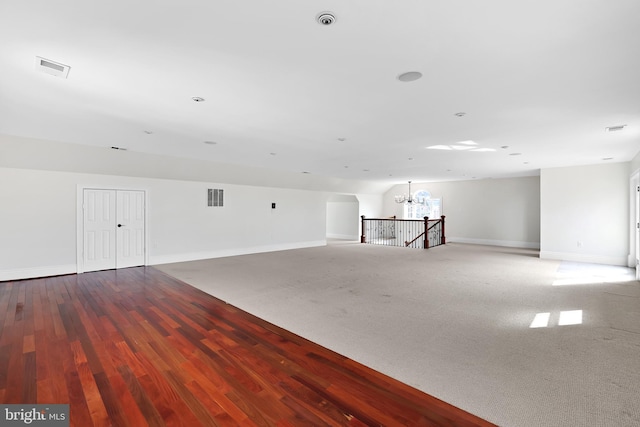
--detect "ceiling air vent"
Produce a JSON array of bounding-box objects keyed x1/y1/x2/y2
[{"x1": 35, "y1": 56, "x2": 70, "y2": 79}]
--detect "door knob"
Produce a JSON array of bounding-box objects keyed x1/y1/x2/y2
[{"x1": 117, "y1": 224, "x2": 123, "y2": 228}]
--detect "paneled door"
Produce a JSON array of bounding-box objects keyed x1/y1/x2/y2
[
  {"x1": 636, "y1": 185, "x2": 640, "y2": 280},
  {"x1": 83, "y1": 189, "x2": 145, "y2": 272}
]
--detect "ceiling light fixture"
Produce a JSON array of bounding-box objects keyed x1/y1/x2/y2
[
  {"x1": 203, "y1": 140, "x2": 217, "y2": 145},
  {"x1": 397, "y1": 71, "x2": 423, "y2": 82},
  {"x1": 316, "y1": 12, "x2": 336, "y2": 25},
  {"x1": 192, "y1": 97, "x2": 205, "y2": 102},
  {"x1": 605, "y1": 125, "x2": 626, "y2": 132},
  {"x1": 454, "y1": 112, "x2": 466, "y2": 117},
  {"x1": 395, "y1": 181, "x2": 425, "y2": 205}
]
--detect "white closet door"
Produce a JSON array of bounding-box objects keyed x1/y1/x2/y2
[
  {"x1": 116, "y1": 190, "x2": 145, "y2": 269},
  {"x1": 83, "y1": 189, "x2": 117, "y2": 272},
  {"x1": 82, "y1": 189, "x2": 145, "y2": 272}
]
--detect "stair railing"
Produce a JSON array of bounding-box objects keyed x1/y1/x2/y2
[{"x1": 361, "y1": 215, "x2": 445, "y2": 249}]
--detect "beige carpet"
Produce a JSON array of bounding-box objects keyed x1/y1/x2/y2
[{"x1": 156, "y1": 241, "x2": 640, "y2": 427}]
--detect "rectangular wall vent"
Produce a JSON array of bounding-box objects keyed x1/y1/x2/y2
[
  {"x1": 35, "y1": 56, "x2": 71, "y2": 79},
  {"x1": 208, "y1": 189, "x2": 224, "y2": 207}
]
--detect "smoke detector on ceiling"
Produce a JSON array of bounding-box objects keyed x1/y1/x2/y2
[
  {"x1": 35, "y1": 56, "x2": 70, "y2": 79},
  {"x1": 397, "y1": 71, "x2": 423, "y2": 82},
  {"x1": 316, "y1": 12, "x2": 336, "y2": 25}
]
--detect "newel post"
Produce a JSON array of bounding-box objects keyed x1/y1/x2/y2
[
  {"x1": 424, "y1": 216, "x2": 429, "y2": 249},
  {"x1": 440, "y1": 215, "x2": 446, "y2": 245},
  {"x1": 360, "y1": 215, "x2": 366, "y2": 243}
]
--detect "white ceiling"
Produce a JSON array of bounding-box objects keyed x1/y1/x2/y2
[{"x1": 1, "y1": 0, "x2": 639, "y2": 184}]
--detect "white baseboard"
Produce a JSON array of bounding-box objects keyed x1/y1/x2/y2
[
  {"x1": 540, "y1": 251, "x2": 628, "y2": 266},
  {"x1": 327, "y1": 234, "x2": 359, "y2": 240},
  {"x1": 448, "y1": 237, "x2": 540, "y2": 250},
  {"x1": 0, "y1": 264, "x2": 77, "y2": 282},
  {"x1": 149, "y1": 240, "x2": 327, "y2": 266},
  {"x1": 0, "y1": 241, "x2": 329, "y2": 281}
]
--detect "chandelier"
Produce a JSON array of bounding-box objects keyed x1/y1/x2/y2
[{"x1": 395, "y1": 180, "x2": 423, "y2": 204}]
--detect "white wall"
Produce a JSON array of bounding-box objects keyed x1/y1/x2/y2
[
  {"x1": 540, "y1": 162, "x2": 629, "y2": 265},
  {"x1": 326, "y1": 195, "x2": 359, "y2": 240},
  {"x1": 630, "y1": 150, "x2": 640, "y2": 174},
  {"x1": 0, "y1": 134, "x2": 389, "y2": 194},
  {"x1": 382, "y1": 176, "x2": 541, "y2": 248},
  {"x1": 0, "y1": 167, "x2": 329, "y2": 280}
]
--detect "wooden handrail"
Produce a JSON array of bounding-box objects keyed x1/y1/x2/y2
[{"x1": 405, "y1": 232, "x2": 425, "y2": 247}]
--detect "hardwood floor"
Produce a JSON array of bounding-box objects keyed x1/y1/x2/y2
[{"x1": 0, "y1": 267, "x2": 495, "y2": 426}]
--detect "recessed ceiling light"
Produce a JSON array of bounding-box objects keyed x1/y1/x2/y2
[
  {"x1": 110, "y1": 146, "x2": 127, "y2": 151},
  {"x1": 509, "y1": 152, "x2": 522, "y2": 156},
  {"x1": 203, "y1": 140, "x2": 217, "y2": 145},
  {"x1": 501, "y1": 145, "x2": 509, "y2": 149},
  {"x1": 408, "y1": 157, "x2": 413, "y2": 160},
  {"x1": 337, "y1": 137, "x2": 346, "y2": 142},
  {"x1": 143, "y1": 130, "x2": 153, "y2": 134},
  {"x1": 454, "y1": 112, "x2": 466, "y2": 117},
  {"x1": 192, "y1": 96, "x2": 205, "y2": 102},
  {"x1": 35, "y1": 56, "x2": 70, "y2": 79},
  {"x1": 602, "y1": 157, "x2": 613, "y2": 160},
  {"x1": 397, "y1": 71, "x2": 422, "y2": 82},
  {"x1": 363, "y1": 169, "x2": 370, "y2": 172},
  {"x1": 302, "y1": 171, "x2": 311, "y2": 174},
  {"x1": 316, "y1": 12, "x2": 336, "y2": 25},
  {"x1": 605, "y1": 125, "x2": 626, "y2": 132},
  {"x1": 344, "y1": 166, "x2": 349, "y2": 168},
  {"x1": 269, "y1": 152, "x2": 276, "y2": 155}
]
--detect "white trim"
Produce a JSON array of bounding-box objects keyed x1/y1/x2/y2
[
  {"x1": 149, "y1": 240, "x2": 327, "y2": 266},
  {"x1": 0, "y1": 264, "x2": 77, "y2": 281},
  {"x1": 540, "y1": 251, "x2": 627, "y2": 266},
  {"x1": 326, "y1": 233, "x2": 359, "y2": 240},
  {"x1": 629, "y1": 171, "x2": 639, "y2": 268},
  {"x1": 448, "y1": 236, "x2": 540, "y2": 249}
]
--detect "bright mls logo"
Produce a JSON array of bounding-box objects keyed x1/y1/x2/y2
[{"x1": 1, "y1": 405, "x2": 69, "y2": 426}]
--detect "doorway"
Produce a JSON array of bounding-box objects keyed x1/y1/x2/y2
[
  {"x1": 326, "y1": 194, "x2": 359, "y2": 240},
  {"x1": 81, "y1": 189, "x2": 146, "y2": 273}
]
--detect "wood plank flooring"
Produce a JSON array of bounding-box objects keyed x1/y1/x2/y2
[{"x1": 0, "y1": 267, "x2": 495, "y2": 426}]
